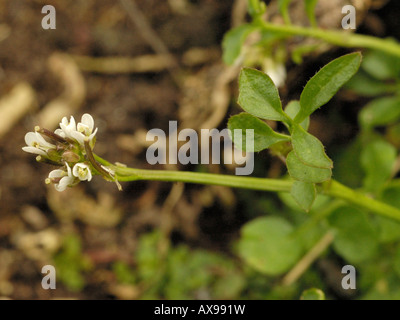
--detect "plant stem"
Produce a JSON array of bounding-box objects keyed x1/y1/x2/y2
[
  {"x1": 322, "y1": 180, "x2": 400, "y2": 222},
  {"x1": 256, "y1": 20, "x2": 400, "y2": 58},
  {"x1": 109, "y1": 163, "x2": 400, "y2": 222},
  {"x1": 114, "y1": 166, "x2": 293, "y2": 193}
]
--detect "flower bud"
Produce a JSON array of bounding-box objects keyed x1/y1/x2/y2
[{"x1": 62, "y1": 150, "x2": 80, "y2": 163}]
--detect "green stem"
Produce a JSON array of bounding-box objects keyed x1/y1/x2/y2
[
  {"x1": 257, "y1": 20, "x2": 400, "y2": 58},
  {"x1": 322, "y1": 180, "x2": 400, "y2": 222},
  {"x1": 108, "y1": 163, "x2": 400, "y2": 222},
  {"x1": 114, "y1": 166, "x2": 293, "y2": 193}
]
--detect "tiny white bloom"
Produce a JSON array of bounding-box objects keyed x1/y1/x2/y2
[
  {"x1": 70, "y1": 113, "x2": 98, "y2": 145},
  {"x1": 22, "y1": 131, "x2": 55, "y2": 156},
  {"x1": 262, "y1": 58, "x2": 286, "y2": 88},
  {"x1": 73, "y1": 163, "x2": 93, "y2": 181},
  {"x1": 47, "y1": 163, "x2": 75, "y2": 192},
  {"x1": 54, "y1": 128, "x2": 66, "y2": 138},
  {"x1": 59, "y1": 116, "x2": 77, "y2": 140}
]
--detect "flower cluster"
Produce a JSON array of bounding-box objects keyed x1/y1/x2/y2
[{"x1": 22, "y1": 113, "x2": 116, "y2": 191}]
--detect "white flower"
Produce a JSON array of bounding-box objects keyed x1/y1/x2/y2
[
  {"x1": 70, "y1": 113, "x2": 98, "y2": 145},
  {"x1": 22, "y1": 131, "x2": 55, "y2": 156},
  {"x1": 47, "y1": 163, "x2": 75, "y2": 192},
  {"x1": 59, "y1": 116, "x2": 77, "y2": 140},
  {"x1": 73, "y1": 163, "x2": 93, "y2": 181},
  {"x1": 262, "y1": 58, "x2": 286, "y2": 88},
  {"x1": 54, "y1": 128, "x2": 66, "y2": 138}
]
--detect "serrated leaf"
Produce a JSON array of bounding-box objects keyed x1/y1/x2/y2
[
  {"x1": 360, "y1": 140, "x2": 397, "y2": 193},
  {"x1": 359, "y1": 96, "x2": 400, "y2": 129},
  {"x1": 305, "y1": 0, "x2": 318, "y2": 27},
  {"x1": 291, "y1": 124, "x2": 333, "y2": 168},
  {"x1": 222, "y1": 24, "x2": 256, "y2": 65},
  {"x1": 300, "y1": 288, "x2": 325, "y2": 300},
  {"x1": 285, "y1": 101, "x2": 309, "y2": 130},
  {"x1": 238, "y1": 68, "x2": 287, "y2": 121},
  {"x1": 228, "y1": 113, "x2": 290, "y2": 152},
  {"x1": 296, "y1": 52, "x2": 362, "y2": 123},
  {"x1": 290, "y1": 181, "x2": 316, "y2": 212},
  {"x1": 328, "y1": 206, "x2": 378, "y2": 264},
  {"x1": 286, "y1": 151, "x2": 332, "y2": 183},
  {"x1": 237, "y1": 216, "x2": 303, "y2": 276}
]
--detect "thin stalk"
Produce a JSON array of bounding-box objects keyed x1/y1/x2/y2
[
  {"x1": 108, "y1": 164, "x2": 400, "y2": 222},
  {"x1": 322, "y1": 180, "x2": 400, "y2": 222},
  {"x1": 257, "y1": 20, "x2": 400, "y2": 58},
  {"x1": 114, "y1": 166, "x2": 293, "y2": 193}
]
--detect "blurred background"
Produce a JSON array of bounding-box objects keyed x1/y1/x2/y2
[{"x1": 0, "y1": 0, "x2": 399, "y2": 299}]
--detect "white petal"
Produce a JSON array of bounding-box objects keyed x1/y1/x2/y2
[
  {"x1": 24, "y1": 132, "x2": 37, "y2": 146},
  {"x1": 22, "y1": 146, "x2": 47, "y2": 156},
  {"x1": 55, "y1": 174, "x2": 75, "y2": 192},
  {"x1": 48, "y1": 169, "x2": 65, "y2": 179},
  {"x1": 81, "y1": 114, "x2": 94, "y2": 130},
  {"x1": 72, "y1": 163, "x2": 80, "y2": 177},
  {"x1": 86, "y1": 169, "x2": 93, "y2": 181},
  {"x1": 54, "y1": 129, "x2": 66, "y2": 138},
  {"x1": 68, "y1": 116, "x2": 76, "y2": 130},
  {"x1": 65, "y1": 163, "x2": 72, "y2": 177},
  {"x1": 70, "y1": 131, "x2": 85, "y2": 145},
  {"x1": 72, "y1": 163, "x2": 92, "y2": 181},
  {"x1": 35, "y1": 132, "x2": 55, "y2": 148}
]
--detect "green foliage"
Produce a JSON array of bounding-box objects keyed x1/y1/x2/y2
[
  {"x1": 360, "y1": 139, "x2": 397, "y2": 193},
  {"x1": 53, "y1": 234, "x2": 92, "y2": 292},
  {"x1": 304, "y1": 0, "x2": 318, "y2": 27},
  {"x1": 284, "y1": 100, "x2": 309, "y2": 131},
  {"x1": 359, "y1": 97, "x2": 400, "y2": 129},
  {"x1": 286, "y1": 151, "x2": 332, "y2": 183},
  {"x1": 228, "y1": 113, "x2": 290, "y2": 152},
  {"x1": 328, "y1": 207, "x2": 379, "y2": 264},
  {"x1": 222, "y1": 24, "x2": 257, "y2": 65},
  {"x1": 278, "y1": 0, "x2": 293, "y2": 24},
  {"x1": 296, "y1": 53, "x2": 362, "y2": 123},
  {"x1": 346, "y1": 70, "x2": 396, "y2": 97},
  {"x1": 362, "y1": 50, "x2": 400, "y2": 80},
  {"x1": 300, "y1": 288, "x2": 325, "y2": 300},
  {"x1": 290, "y1": 181, "x2": 316, "y2": 212},
  {"x1": 238, "y1": 68, "x2": 287, "y2": 121},
  {"x1": 230, "y1": 53, "x2": 361, "y2": 210},
  {"x1": 291, "y1": 124, "x2": 332, "y2": 169},
  {"x1": 247, "y1": 0, "x2": 266, "y2": 18},
  {"x1": 237, "y1": 216, "x2": 303, "y2": 275}
]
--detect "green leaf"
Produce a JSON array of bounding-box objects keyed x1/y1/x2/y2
[
  {"x1": 328, "y1": 206, "x2": 378, "y2": 264},
  {"x1": 285, "y1": 100, "x2": 309, "y2": 130},
  {"x1": 300, "y1": 288, "x2": 325, "y2": 300},
  {"x1": 237, "y1": 216, "x2": 303, "y2": 276},
  {"x1": 290, "y1": 181, "x2": 316, "y2": 212},
  {"x1": 345, "y1": 70, "x2": 395, "y2": 97},
  {"x1": 238, "y1": 68, "x2": 287, "y2": 121},
  {"x1": 305, "y1": 0, "x2": 318, "y2": 27},
  {"x1": 228, "y1": 113, "x2": 290, "y2": 152},
  {"x1": 278, "y1": 0, "x2": 293, "y2": 24},
  {"x1": 362, "y1": 50, "x2": 400, "y2": 80},
  {"x1": 291, "y1": 124, "x2": 333, "y2": 168},
  {"x1": 360, "y1": 140, "x2": 397, "y2": 193},
  {"x1": 359, "y1": 97, "x2": 400, "y2": 129},
  {"x1": 248, "y1": 0, "x2": 266, "y2": 17},
  {"x1": 286, "y1": 151, "x2": 332, "y2": 183},
  {"x1": 222, "y1": 24, "x2": 257, "y2": 65},
  {"x1": 296, "y1": 52, "x2": 362, "y2": 123}
]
